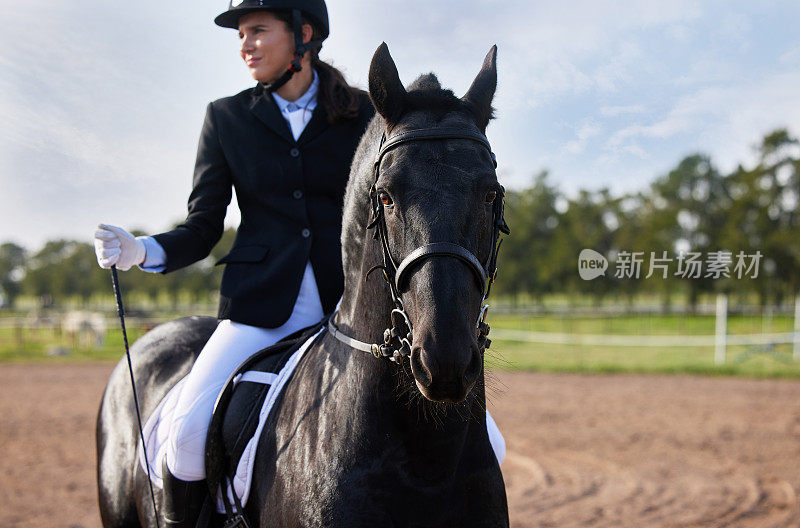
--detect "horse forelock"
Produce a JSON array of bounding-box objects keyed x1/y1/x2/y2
[
  {"x1": 405, "y1": 74, "x2": 466, "y2": 121},
  {"x1": 406, "y1": 73, "x2": 497, "y2": 132},
  {"x1": 407, "y1": 73, "x2": 441, "y2": 91}
]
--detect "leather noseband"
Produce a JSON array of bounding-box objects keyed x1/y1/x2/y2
[{"x1": 395, "y1": 242, "x2": 488, "y2": 293}]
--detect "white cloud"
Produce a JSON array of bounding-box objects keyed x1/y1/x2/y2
[
  {"x1": 665, "y1": 23, "x2": 693, "y2": 43},
  {"x1": 779, "y1": 45, "x2": 800, "y2": 65},
  {"x1": 591, "y1": 41, "x2": 644, "y2": 93},
  {"x1": 600, "y1": 104, "x2": 646, "y2": 117},
  {"x1": 604, "y1": 71, "x2": 800, "y2": 173},
  {"x1": 563, "y1": 120, "x2": 602, "y2": 154},
  {"x1": 329, "y1": 0, "x2": 706, "y2": 109},
  {"x1": 715, "y1": 12, "x2": 752, "y2": 50}
]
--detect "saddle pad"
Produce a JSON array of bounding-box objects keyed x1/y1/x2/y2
[{"x1": 138, "y1": 327, "x2": 323, "y2": 512}]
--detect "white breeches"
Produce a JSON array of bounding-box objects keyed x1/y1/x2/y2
[
  {"x1": 486, "y1": 408, "x2": 506, "y2": 466},
  {"x1": 165, "y1": 265, "x2": 506, "y2": 481},
  {"x1": 165, "y1": 262, "x2": 326, "y2": 481}
]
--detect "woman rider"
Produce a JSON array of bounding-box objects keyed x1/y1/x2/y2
[
  {"x1": 94, "y1": 1, "x2": 504, "y2": 525},
  {"x1": 95, "y1": 1, "x2": 374, "y2": 525}
]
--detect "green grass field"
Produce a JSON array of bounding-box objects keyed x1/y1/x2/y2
[
  {"x1": 489, "y1": 312, "x2": 794, "y2": 335},
  {"x1": 0, "y1": 325, "x2": 148, "y2": 363},
  {"x1": 485, "y1": 340, "x2": 800, "y2": 378},
  {"x1": 1, "y1": 311, "x2": 798, "y2": 378},
  {"x1": 485, "y1": 312, "x2": 800, "y2": 378}
]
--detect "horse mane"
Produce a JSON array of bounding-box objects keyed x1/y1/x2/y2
[
  {"x1": 340, "y1": 73, "x2": 479, "y2": 279},
  {"x1": 340, "y1": 113, "x2": 382, "y2": 281}
]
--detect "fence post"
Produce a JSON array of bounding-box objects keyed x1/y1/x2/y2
[
  {"x1": 794, "y1": 296, "x2": 800, "y2": 362},
  {"x1": 715, "y1": 294, "x2": 727, "y2": 365},
  {"x1": 14, "y1": 318, "x2": 24, "y2": 350}
]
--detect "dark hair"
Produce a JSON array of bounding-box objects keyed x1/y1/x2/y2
[{"x1": 272, "y1": 10, "x2": 363, "y2": 123}]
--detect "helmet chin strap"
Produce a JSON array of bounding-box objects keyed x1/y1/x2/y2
[{"x1": 257, "y1": 8, "x2": 323, "y2": 94}]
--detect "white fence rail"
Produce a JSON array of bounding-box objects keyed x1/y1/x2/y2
[
  {"x1": 492, "y1": 294, "x2": 800, "y2": 365},
  {"x1": 3, "y1": 296, "x2": 799, "y2": 365},
  {"x1": 490, "y1": 329, "x2": 796, "y2": 348}
]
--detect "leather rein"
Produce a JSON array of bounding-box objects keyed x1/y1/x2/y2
[{"x1": 329, "y1": 126, "x2": 510, "y2": 363}]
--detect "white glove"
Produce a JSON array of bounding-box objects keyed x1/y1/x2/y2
[{"x1": 94, "y1": 224, "x2": 147, "y2": 271}]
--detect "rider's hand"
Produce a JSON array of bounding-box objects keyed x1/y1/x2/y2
[{"x1": 94, "y1": 224, "x2": 146, "y2": 271}]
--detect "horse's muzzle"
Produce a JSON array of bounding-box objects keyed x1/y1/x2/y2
[{"x1": 410, "y1": 336, "x2": 481, "y2": 403}]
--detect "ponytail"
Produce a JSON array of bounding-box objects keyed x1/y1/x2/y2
[{"x1": 311, "y1": 53, "x2": 363, "y2": 123}]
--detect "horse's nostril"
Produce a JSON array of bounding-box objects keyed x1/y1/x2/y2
[{"x1": 410, "y1": 347, "x2": 433, "y2": 388}]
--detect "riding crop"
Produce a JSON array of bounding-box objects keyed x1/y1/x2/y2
[{"x1": 110, "y1": 265, "x2": 161, "y2": 528}]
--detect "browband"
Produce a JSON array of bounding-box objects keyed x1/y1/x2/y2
[{"x1": 375, "y1": 128, "x2": 497, "y2": 170}]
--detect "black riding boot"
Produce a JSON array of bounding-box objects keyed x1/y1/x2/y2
[{"x1": 162, "y1": 459, "x2": 208, "y2": 528}]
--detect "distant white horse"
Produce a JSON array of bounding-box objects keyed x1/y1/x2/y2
[{"x1": 62, "y1": 311, "x2": 107, "y2": 347}]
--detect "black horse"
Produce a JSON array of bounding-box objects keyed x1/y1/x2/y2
[{"x1": 97, "y1": 43, "x2": 509, "y2": 528}]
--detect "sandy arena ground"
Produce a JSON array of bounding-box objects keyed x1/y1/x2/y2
[{"x1": 1, "y1": 363, "x2": 799, "y2": 527}]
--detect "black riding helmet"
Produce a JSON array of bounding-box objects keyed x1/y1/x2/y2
[{"x1": 216, "y1": 0, "x2": 329, "y2": 92}]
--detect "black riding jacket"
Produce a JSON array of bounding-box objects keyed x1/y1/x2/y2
[{"x1": 153, "y1": 84, "x2": 374, "y2": 328}]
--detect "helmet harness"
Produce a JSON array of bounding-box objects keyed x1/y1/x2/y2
[{"x1": 257, "y1": 9, "x2": 324, "y2": 94}]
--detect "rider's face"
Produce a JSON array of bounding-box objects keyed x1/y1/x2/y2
[{"x1": 238, "y1": 12, "x2": 295, "y2": 83}]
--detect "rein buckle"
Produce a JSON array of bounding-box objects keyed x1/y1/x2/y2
[
  {"x1": 223, "y1": 513, "x2": 251, "y2": 528},
  {"x1": 370, "y1": 343, "x2": 381, "y2": 358},
  {"x1": 477, "y1": 304, "x2": 492, "y2": 349}
]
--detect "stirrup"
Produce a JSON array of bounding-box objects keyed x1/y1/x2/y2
[{"x1": 220, "y1": 474, "x2": 252, "y2": 528}]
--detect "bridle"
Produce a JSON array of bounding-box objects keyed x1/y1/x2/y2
[{"x1": 328, "y1": 126, "x2": 510, "y2": 363}]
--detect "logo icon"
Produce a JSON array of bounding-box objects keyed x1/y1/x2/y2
[{"x1": 578, "y1": 249, "x2": 608, "y2": 280}]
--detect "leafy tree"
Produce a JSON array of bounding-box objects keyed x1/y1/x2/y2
[
  {"x1": 642, "y1": 154, "x2": 730, "y2": 310},
  {"x1": 553, "y1": 188, "x2": 623, "y2": 304},
  {"x1": 494, "y1": 171, "x2": 561, "y2": 303},
  {"x1": 721, "y1": 129, "x2": 800, "y2": 305},
  {"x1": 0, "y1": 243, "x2": 26, "y2": 308}
]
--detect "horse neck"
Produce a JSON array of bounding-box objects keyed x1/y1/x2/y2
[
  {"x1": 332, "y1": 239, "x2": 488, "y2": 476},
  {"x1": 335, "y1": 237, "x2": 394, "y2": 347}
]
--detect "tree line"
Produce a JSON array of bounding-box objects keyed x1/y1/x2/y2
[
  {"x1": 494, "y1": 128, "x2": 800, "y2": 309},
  {"x1": 0, "y1": 229, "x2": 236, "y2": 310},
  {"x1": 1, "y1": 128, "x2": 797, "y2": 311}
]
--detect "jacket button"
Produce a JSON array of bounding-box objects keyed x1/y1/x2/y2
[
  {"x1": 290, "y1": 148, "x2": 300, "y2": 158},
  {"x1": 301, "y1": 228, "x2": 311, "y2": 238},
  {"x1": 292, "y1": 189, "x2": 303, "y2": 199}
]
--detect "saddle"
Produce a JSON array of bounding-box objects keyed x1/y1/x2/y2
[{"x1": 198, "y1": 317, "x2": 328, "y2": 527}]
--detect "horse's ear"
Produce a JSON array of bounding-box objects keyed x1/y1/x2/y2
[
  {"x1": 462, "y1": 45, "x2": 497, "y2": 132},
  {"x1": 368, "y1": 42, "x2": 407, "y2": 127}
]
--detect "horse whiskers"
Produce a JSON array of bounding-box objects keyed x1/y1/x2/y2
[
  {"x1": 390, "y1": 363, "x2": 486, "y2": 428},
  {"x1": 483, "y1": 369, "x2": 506, "y2": 403},
  {"x1": 484, "y1": 347, "x2": 512, "y2": 369}
]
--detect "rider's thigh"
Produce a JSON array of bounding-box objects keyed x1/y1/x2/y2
[{"x1": 165, "y1": 262, "x2": 326, "y2": 480}]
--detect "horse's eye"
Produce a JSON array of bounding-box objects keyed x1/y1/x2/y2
[
  {"x1": 379, "y1": 191, "x2": 393, "y2": 207},
  {"x1": 485, "y1": 190, "x2": 497, "y2": 204}
]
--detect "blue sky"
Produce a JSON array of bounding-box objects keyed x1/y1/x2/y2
[{"x1": 2, "y1": 0, "x2": 799, "y2": 249}]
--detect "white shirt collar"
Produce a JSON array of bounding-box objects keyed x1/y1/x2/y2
[{"x1": 272, "y1": 68, "x2": 319, "y2": 113}]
